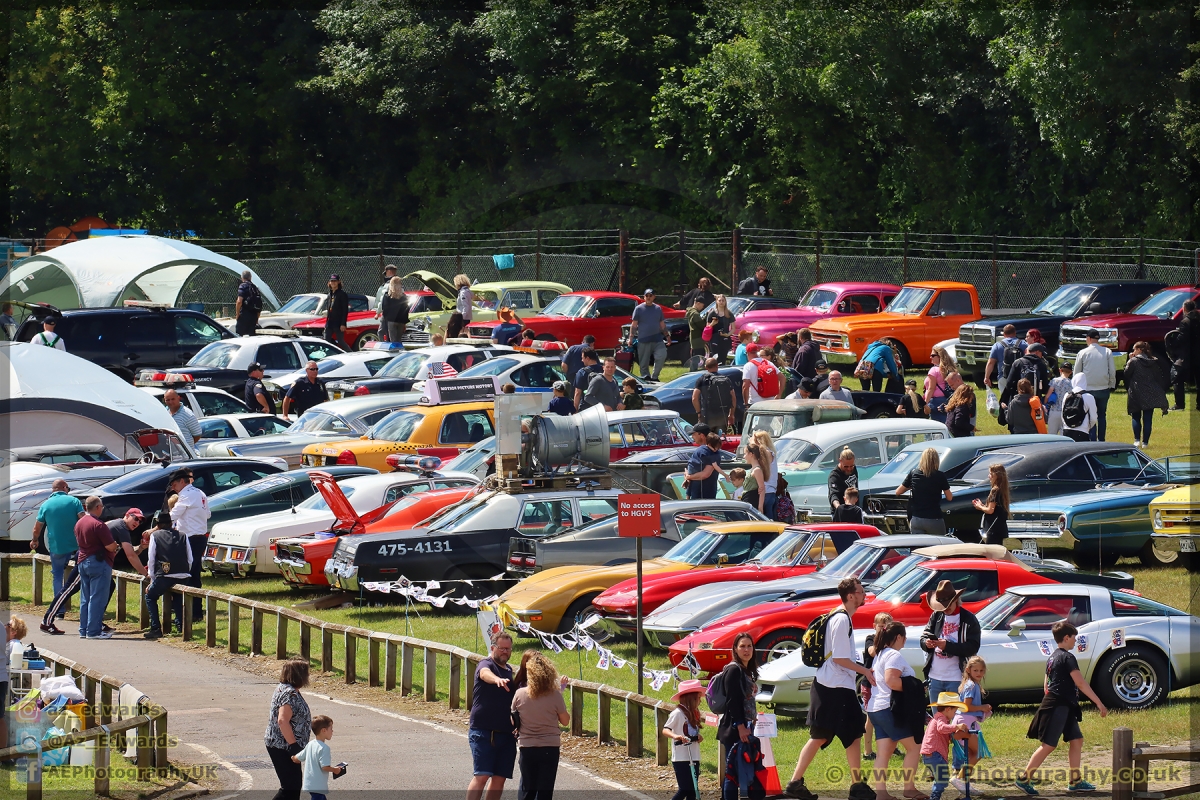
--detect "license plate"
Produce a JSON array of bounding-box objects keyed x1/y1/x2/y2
[
  {"x1": 962, "y1": 352, "x2": 975, "y2": 365},
  {"x1": 1182, "y1": 539, "x2": 1197, "y2": 553},
  {"x1": 1022, "y1": 539, "x2": 1038, "y2": 551},
  {"x1": 332, "y1": 391, "x2": 343, "y2": 400}
]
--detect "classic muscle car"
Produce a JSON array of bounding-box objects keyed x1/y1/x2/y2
[
  {"x1": 205, "y1": 466, "x2": 376, "y2": 532},
  {"x1": 399, "y1": 271, "x2": 571, "y2": 344},
  {"x1": 216, "y1": 291, "x2": 373, "y2": 332},
  {"x1": 326, "y1": 345, "x2": 512, "y2": 398},
  {"x1": 756, "y1": 584, "x2": 1199, "y2": 713},
  {"x1": 733, "y1": 282, "x2": 902, "y2": 348},
  {"x1": 1149, "y1": 484, "x2": 1200, "y2": 570}
]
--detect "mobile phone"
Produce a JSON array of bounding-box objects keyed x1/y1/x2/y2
[{"x1": 333, "y1": 762, "x2": 348, "y2": 779}]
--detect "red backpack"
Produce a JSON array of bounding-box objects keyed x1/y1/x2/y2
[{"x1": 751, "y1": 358, "x2": 779, "y2": 398}]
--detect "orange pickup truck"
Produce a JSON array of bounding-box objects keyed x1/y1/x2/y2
[{"x1": 808, "y1": 281, "x2": 981, "y2": 369}]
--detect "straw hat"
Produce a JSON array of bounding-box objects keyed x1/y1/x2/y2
[
  {"x1": 928, "y1": 579, "x2": 966, "y2": 612},
  {"x1": 671, "y1": 679, "x2": 704, "y2": 702},
  {"x1": 927, "y1": 691, "x2": 968, "y2": 712}
]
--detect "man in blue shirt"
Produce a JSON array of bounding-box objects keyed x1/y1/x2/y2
[
  {"x1": 630, "y1": 289, "x2": 667, "y2": 381},
  {"x1": 31, "y1": 479, "x2": 84, "y2": 612},
  {"x1": 684, "y1": 430, "x2": 724, "y2": 500},
  {"x1": 572, "y1": 348, "x2": 602, "y2": 410},
  {"x1": 984, "y1": 324, "x2": 1026, "y2": 391},
  {"x1": 561, "y1": 335, "x2": 596, "y2": 385}
]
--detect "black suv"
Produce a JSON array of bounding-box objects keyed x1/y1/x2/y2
[{"x1": 15, "y1": 303, "x2": 233, "y2": 381}]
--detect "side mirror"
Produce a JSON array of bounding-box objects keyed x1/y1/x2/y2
[
  {"x1": 589, "y1": 308, "x2": 601, "y2": 318},
  {"x1": 716, "y1": 553, "x2": 729, "y2": 567},
  {"x1": 1008, "y1": 619, "x2": 1027, "y2": 637},
  {"x1": 1086, "y1": 302, "x2": 1101, "y2": 314}
]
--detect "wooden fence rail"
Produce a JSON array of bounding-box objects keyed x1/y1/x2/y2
[
  {"x1": 2, "y1": 554, "x2": 672, "y2": 763},
  {"x1": 1113, "y1": 728, "x2": 1199, "y2": 800},
  {"x1": 0, "y1": 644, "x2": 169, "y2": 800}
]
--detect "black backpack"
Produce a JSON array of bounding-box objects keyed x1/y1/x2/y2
[
  {"x1": 1002, "y1": 340, "x2": 1023, "y2": 378},
  {"x1": 1062, "y1": 390, "x2": 1088, "y2": 428},
  {"x1": 698, "y1": 372, "x2": 733, "y2": 422},
  {"x1": 800, "y1": 608, "x2": 847, "y2": 668},
  {"x1": 1014, "y1": 357, "x2": 1042, "y2": 394},
  {"x1": 243, "y1": 281, "x2": 263, "y2": 313}
]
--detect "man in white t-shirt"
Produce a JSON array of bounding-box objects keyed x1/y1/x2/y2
[
  {"x1": 919, "y1": 580, "x2": 981, "y2": 703},
  {"x1": 33, "y1": 317, "x2": 66, "y2": 350},
  {"x1": 741, "y1": 343, "x2": 773, "y2": 404},
  {"x1": 785, "y1": 577, "x2": 877, "y2": 800}
]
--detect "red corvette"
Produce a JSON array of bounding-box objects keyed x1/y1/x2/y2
[
  {"x1": 591, "y1": 524, "x2": 880, "y2": 631},
  {"x1": 273, "y1": 480, "x2": 474, "y2": 588},
  {"x1": 293, "y1": 291, "x2": 441, "y2": 350},
  {"x1": 669, "y1": 556, "x2": 1067, "y2": 672},
  {"x1": 462, "y1": 291, "x2": 685, "y2": 350}
]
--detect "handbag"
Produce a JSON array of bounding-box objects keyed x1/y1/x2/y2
[
  {"x1": 702, "y1": 322, "x2": 715, "y2": 342},
  {"x1": 854, "y1": 359, "x2": 875, "y2": 380}
]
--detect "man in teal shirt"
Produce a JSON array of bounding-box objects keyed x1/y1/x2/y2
[{"x1": 32, "y1": 479, "x2": 84, "y2": 610}]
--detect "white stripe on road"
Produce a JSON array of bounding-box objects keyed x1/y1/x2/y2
[
  {"x1": 309, "y1": 692, "x2": 653, "y2": 799},
  {"x1": 182, "y1": 741, "x2": 253, "y2": 799}
]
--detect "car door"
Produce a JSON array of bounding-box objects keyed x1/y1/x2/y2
[
  {"x1": 502, "y1": 289, "x2": 535, "y2": 312},
  {"x1": 256, "y1": 341, "x2": 303, "y2": 379},
  {"x1": 174, "y1": 314, "x2": 227, "y2": 364},
  {"x1": 989, "y1": 593, "x2": 1094, "y2": 690},
  {"x1": 592, "y1": 297, "x2": 638, "y2": 345},
  {"x1": 125, "y1": 313, "x2": 175, "y2": 370},
  {"x1": 921, "y1": 289, "x2": 975, "y2": 354},
  {"x1": 189, "y1": 391, "x2": 251, "y2": 416},
  {"x1": 844, "y1": 294, "x2": 883, "y2": 315},
  {"x1": 299, "y1": 340, "x2": 342, "y2": 362}
]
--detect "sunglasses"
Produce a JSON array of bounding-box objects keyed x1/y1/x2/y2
[{"x1": 306, "y1": 367, "x2": 319, "y2": 372}]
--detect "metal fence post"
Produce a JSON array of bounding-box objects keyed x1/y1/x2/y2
[
  {"x1": 1137, "y1": 236, "x2": 1146, "y2": 279},
  {"x1": 618, "y1": 230, "x2": 628, "y2": 294},
  {"x1": 991, "y1": 235, "x2": 999, "y2": 309},
  {"x1": 815, "y1": 228, "x2": 822, "y2": 284},
  {"x1": 731, "y1": 226, "x2": 741, "y2": 289},
  {"x1": 677, "y1": 230, "x2": 687, "y2": 289},
  {"x1": 1061, "y1": 236, "x2": 1068, "y2": 285},
  {"x1": 306, "y1": 233, "x2": 314, "y2": 294},
  {"x1": 902, "y1": 230, "x2": 909, "y2": 284},
  {"x1": 456, "y1": 232, "x2": 462, "y2": 273},
  {"x1": 536, "y1": 229, "x2": 542, "y2": 281},
  {"x1": 380, "y1": 232, "x2": 386, "y2": 274}
]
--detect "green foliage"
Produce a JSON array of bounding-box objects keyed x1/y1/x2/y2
[{"x1": 8, "y1": 2, "x2": 1197, "y2": 238}]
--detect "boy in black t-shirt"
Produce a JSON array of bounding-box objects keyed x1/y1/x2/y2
[
  {"x1": 832, "y1": 487, "x2": 865, "y2": 524},
  {"x1": 1015, "y1": 621, "x2": 1108, "y2": 795}
]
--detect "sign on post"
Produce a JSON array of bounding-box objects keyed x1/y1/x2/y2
[{"x1": 617, "y1": 494, "x2": 661, "y2": 538}]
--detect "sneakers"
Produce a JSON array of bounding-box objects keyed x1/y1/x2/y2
[
  {"x1": 951, "y1": 777, "x2": 967, "y2": 793},
  {"x1": 39, "y1": 623, "x2": 64, "y2": 636},
  {"x1": 102, "y1": 623, "x2": 114, "y2": 633},
  {"x1": 863, "y1": 752, "x2": 876, "y2": 761},
  {"x1": 1015, "y1": 777, "x2": 1039, "y2": 796},
  {"x1": 143, "y1": 628, "x2": 163, "y2": 640},
  {"x1": 848, "y1": 781, "x2": 875, "y2": 800},
  {"x1": 1068, "y1": 780, "x2": 1097, "y2": 792},
  {"x1": 784, "y1": 779, "x2": 818, "y2": 800},
  {"x1": 88, "y1": 630, "x2": 114, "y2": 640}
]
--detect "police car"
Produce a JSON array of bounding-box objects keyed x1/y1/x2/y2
[
  {"x1": 157, "y1": 331, "x2": 345, "y2": 395},
  {"x1": 137, "y1": 376, "x2": 252, "y2": 417}
]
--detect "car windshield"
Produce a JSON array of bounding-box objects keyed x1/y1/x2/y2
[
  {"x1": 433, "y1": 494, "x2": 504, "y2": 531},
  {"x1": 277, "y1": 295, "x2": 320, "y2": 315},
  {"x1": 960, "y1": 453, "x2": 1025, "y2": 483},
  {"x1": 884, "y1": 287, "x2": 934, "y2": 315},
  {"x1": 459, "y1": 357, "x2": 519, "y2": 377},
  {"x1": 870, "y1": 553, "x2": 929, "y2": 590},
  {"x1": 473, "y1": 290, "x2": 500, "y2": 310},
  {"x1": 817, "y1": 542, "x2": 883, "y2": 579},
  {"x1": 746, "y1": 412, "x2": 814, "y2": 441},
  {"x1": 381, "y1": 493, "x2": 429, "y2": 519},
  {"x1": 446, "y1": 437, "x2": 496, "y2": 474},
  {"x1": 664, "y1": 530, "x2": 723, "y2": 565},
  {"x1": 798, "y1": 289, "x2": 838, "y2": 311},
  {"x1": 975, "y1": 592, "x2": 1025, "y2": 631},
  {"x1": 190, "y1": 342, "x2": 242, "y2": 368},
  {"x1": 540, "y1": 295, "x2": 590, "y2": 317},
  {"x1": 700, "y1": 297, "x2": 753, "y2": 317},
  {"x1": 774, "y1": 439, "x2": 823, "y2": 470},
  {"x1": 298, "y1": 484, "x2": 356, "y2": 512},
  {"x1": 314, "y1": 359, "x2": 344, "y2": 375},
  {"x1": 290, "y1": 411, "x2": 350, "y2": 434},
  {"x1": 210, "y1": 473, "x2": 300, "y2": 505},
  {"x1": 98, "y1": 466, "x2": 167, "y2": 493},
  {"x1": 876, "y1": 447, "x2": 951, "y2": 476},
  {"x1": 242, "y1": 416, "x2": 292, "y2": 436},
  {"x1": 1132, "y1": 289, "x2": 1192, "y2": 319},
  {"x1": 752, "y1": 530, "x2": 819, "y2": 565},
  {"x1": 378, "y1": 352, "x2": 429, "y2": 379},
  {"x1": 1031, "y1": 284, "x2": 1093, "y2": 316},
  {"x1": 369, "y1": 411, "x2": 423, "y2": 442},
  {"x1": 874, "y1": 565, "x2": 933, "y2": 603},
  {"x1": 655, "y1": 372, "x2": 705, "y2": 392}
]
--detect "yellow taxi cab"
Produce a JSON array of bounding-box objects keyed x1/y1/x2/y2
[{"x1": 300, "y1": 400, "x2": 494, "y2": 470}]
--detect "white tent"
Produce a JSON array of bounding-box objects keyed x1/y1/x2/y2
[
  {"x1": 0, "y1": 235, "x2": 279, "y2": 310},
  {"x1": 0, "y1": 341, "x2": 190, "y2": 454}
]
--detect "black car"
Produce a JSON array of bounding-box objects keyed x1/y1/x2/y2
[
  {"x1": 205, "y1": 465, "x2": 376, "y2": 532},
  {"x1": 867, "y1": 442, "x2": 1164, "y2": 537},
  {"x1": 956, "y1": 282, "x2": 1165, "y2": 383},
  {"x1": 14, "y1": 303, "x2": 233, "y2": 381},
  {"x1": 75, "y1": 458, "x2": 285, "y2": 533}
]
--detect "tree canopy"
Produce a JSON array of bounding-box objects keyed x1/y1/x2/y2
[{"x1": 9, "y1": 2, "x2": 1197, "y2": 239}]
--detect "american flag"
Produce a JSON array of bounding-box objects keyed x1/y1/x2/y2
[{"x1": 427, "y1": 361, "x2": 458, "y2": 378}]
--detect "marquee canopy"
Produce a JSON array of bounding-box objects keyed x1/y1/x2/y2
[{"x1": 0, "y1": 235, "x2": 279, "y2": 310}]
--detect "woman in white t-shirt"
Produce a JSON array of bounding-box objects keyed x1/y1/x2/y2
[
  {"x1": 662, "y1": 679, "x2": 704, "y2": 800},
  {"x1": 866, "y1": 621, "x2": 923, "y2": 800}
]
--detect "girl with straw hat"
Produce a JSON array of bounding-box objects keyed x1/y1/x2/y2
[{"x1": 663, "y1": 679, "x2": 705, "y2": 800}]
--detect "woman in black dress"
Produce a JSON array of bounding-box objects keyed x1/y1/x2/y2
[{"x1": 971, "y1": 463, "x2": 1011, "y2": 545}]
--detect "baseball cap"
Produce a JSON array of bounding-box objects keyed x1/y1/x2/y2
[
  {"x1": 815, "y1": 359, "x2": 828, "y2": 369},
  {"x1": 126, "y1": 508, "x2": 144, "y2": 520},
  {"x1": 904, "y1": 378, "x2": 917, "y2": 387},
  {"x1": 329, "y1": 274, "x2": 341, "y2": 282},
  {"x1": 692, "y1": 423, "x2": 712, "y2": 435},
  {"x1": 248, "y1": 362, "x2": 265, "y2": 373},
  {"x1": 383, "y1": 264, "x2": 397, "y2": 274},
  {"x1": 644, "y1": 288, "x2": 655, "y2": 295},
  {"x1": 1028, "y1": 343, "x2": 1046, "y2": 354},
  {"x1": 552, "y1": 380, "x2": 569, "y2": 393},
  {"x1": 1085, "y1": 328, "x2": 1100, "y2": 339},
  {"x1": 746, "y1": 342, "x2": 760, "y2": 353}
]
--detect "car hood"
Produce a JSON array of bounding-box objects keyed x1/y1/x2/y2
[
  {"x1": 736, "y1": 309, "x2": 826, "y2": 329},
  {"x1": 209, "y1": 508, "x2": 335, "y2": 546},
  {"x1": 207, "y1": 432, "x2": 339, "y2": 455},
  {"x1": 403, "y1": 270, "x2": 457, "y2": 304},
  {"x1": 1011, "y1": 486, "x2": 1171, "y2": 514},
  {"x1": 500, "y1": 558, "x2": 676, "y2": 602},
  {"x1": 645, "y1": 579, "x2": 805, "y2": 629},
  {"x1": 686, "y1": 599, "x2": 798, "y2": 640},
  {"x1": 810, "y1": 312, "x2": 924, "y2": 334},
  {"x1": 1071, "y1": 311, "x2": 1159, "y2": 329}
]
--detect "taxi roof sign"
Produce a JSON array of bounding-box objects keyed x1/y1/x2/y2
[{"x1": 418, "y1": 376, "x2": 503, "y2": 406}]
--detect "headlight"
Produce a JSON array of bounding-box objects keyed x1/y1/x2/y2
[
  {"x1": 1154, "y1": 510, "x2": 1162, "y2": 528},
  {"x1": 840, "y1": 334, "x2": 850, "y2": 349},
  {"x1": 1099, "y1": 329, "x2": 1118, "y2": 344},
  {"x1": 1057, "y1": 515, "x2": 1066, "y2": 532}
]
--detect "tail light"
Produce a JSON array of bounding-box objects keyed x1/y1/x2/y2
[
  {"x1": 354, "y1": 386, "x2": 370, "y2": 396},
  {"x1": 336, "y1": 450, "x2": 358, "y2": 465},
  {"x1": 204, "y1": 546, "x2": 218, "y2": 558}
]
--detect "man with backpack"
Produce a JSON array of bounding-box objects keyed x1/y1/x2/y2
[
  {"x1": 999, "y1": 343, "x2": 1050, "y2": 419},
  {"x1": 784, "y1": 576, "x2": 877, "y2": 800},
  {"x1": 1061, "y1": 373, "x2": 1098, "y2": 442},
  {"x1": 984, "y1": 324, "x2": 1026, "y2": 391},
  {"x1": 692, "y1": 357, "x2": 737, "y2": 433},
  {"x1": 234, "y1": 270, "x2": 263, "y2": 336},
  {"x1": 742, "y1": 344, "x2": 780, "y2": 405},
  {"x1": 1074, "y1": 328, "x2": 1116, "y2": 441}
]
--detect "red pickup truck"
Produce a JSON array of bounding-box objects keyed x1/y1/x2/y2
[{"x1": 1057, "y1": 285, "x2": 1200, "y2": 377}]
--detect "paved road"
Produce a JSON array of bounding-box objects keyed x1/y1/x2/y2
[{"x1": 15, "y1": 612, "x2": 646, "y2": 798}]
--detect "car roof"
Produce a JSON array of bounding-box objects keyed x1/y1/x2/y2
[
  {"x1": 777, "y1": 418, "x2": 946, "y2": 445},
  {"x1": 140, "y1": 385, "x2": 241, "y2": 397},
  {"x1": 605, "y1": 409, "x2": 683, "y2": 422},
  {"x1": 965, "y1": 441, "x2": 1136, "y2": 467},
  {"x1": 895, "y1": 434, "x2": 1071, "y2": 455},
  {"x1": 693, "y1": 521, "x2": 785, "y2": 534},
  {"x1": 401, "y1": 401, "x2": 495, "y2": 416},
  {"x1": 902, "y1": 281, "x2": 976, "y2": 290},
  {"x1": 745, "y1": 399, "x2": 855, "y2": 413},
  {"x1": 809, "y1": 282, "x2": 903, "y2": 293},
  {"x1": 915, "y1": 557, "x2": 1027, "y2": 572},
  {"x1": 310, "y1": 392, "x2": 424, "y2": 415},
  {"x1": 226, "y1": 334, "x2": 333, "y2": 345},
  {"x1": 1007, "y1": 583, "x2": 1099, "y2": 597},
  {"x1": 469, "y1": 281, "x2": 572, "y2": 292},
  {"x1": 339, "y1": 472, "x2": 447, "y2": 490},
  {"x1": 204, "y1": 413, "x2": 280, "y2": 421}
]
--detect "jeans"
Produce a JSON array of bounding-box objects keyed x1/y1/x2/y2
[
  {"x1": 860, "y1": 372, "x2": 884, "y2": 392},
  {"x1": 1089, "y1": 388, "x2": 1111, "y2": 441},
  {"x1": 77, "y1": 556, "x2": 112, "y2": 638},
  {"x1": 145, "y1": 576, "x2": 184, "y2": 633},
  {"x1": 637, "y1": 340, "x2": 667, "y2": 381},
  {"x1": 924, "y1": 752, "x2": 950, "y2": 800},
  {"x1": 50, "y1": 552, "x2": 73, "y2": 614},
  {"x1": 909, "y1": 517, "x2": 947, "y2": 537},
  {"x1": 671, "y1": 760, "x2": 700, "y2": 800},
  {"x1": 1131, "y1": 409, "x2": 1154, "y2": 445},
  {"x1": 188, "y1": 536, "x2": 206, "y2": 619},
  {"x1": 928, "y1": 678, "x2": 961, "y2": 705},
  {"x1": 517, "y1": 746, "x2": 560, "y2": 800},
  {"x1": 763, "y1": 493, "x2": 776, "y2": 520},
  {"x1": 267, "y1": 745, "x2": 303, "y2": 800},
  {"x1": 324, "y1": 325, "x2": 346, "y2": 349}
]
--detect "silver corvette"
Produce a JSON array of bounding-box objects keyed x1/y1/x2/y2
[{"x1": 755, "y1": 583, "x2": 1199, "y2": 714}]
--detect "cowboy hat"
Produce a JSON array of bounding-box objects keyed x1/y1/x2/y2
[
  {"x1": 671, "y1": 679, "x2": 704, "y2": 702},
  {"x1": 927, "y1": 691, "x2": 968, "y2": 712},
  {"x1": 928, "y1": 579, "x2": 965, "y2": 612},
  {"x1": 498, "y1": 306, "x2": 518, "y2": 322}
]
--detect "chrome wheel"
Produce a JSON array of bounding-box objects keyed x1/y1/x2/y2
[
  {"x1": 356, "y1": 331, "x2": 381, "y2": 350},
  {"x1": 765, "y1": 640, "x2": 800, "y2": 662},
  {"x1": 1112, "y1": 658, "x2": 1157, "y2": 706}
]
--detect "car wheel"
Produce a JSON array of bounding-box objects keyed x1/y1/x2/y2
[
  {"x1": 356, "y1": 331, "x2": 380, "y2": 350},
  {"x1": 1094, "y1": 645, "x2": 1168, "y2": 710},
  {"x1": 1139, "y1": 537, "x2": 1180, "y2": 568},
  {"x1": 558, "y1": 595, "x2": 611, "y2": 642},
  {"x1": 865, "y1": 405, "x2": 892, "y2": 419},
  {"x1": 756, "y1": 628, "x2": 805, "y2": 666}
]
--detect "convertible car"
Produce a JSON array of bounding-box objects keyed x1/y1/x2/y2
[
  {"x1": 668, "y1": 555, "x2": 1133, "y2": 673},
  {"x1": 756, "y1": 583, "x2": 1199, "y2": 713},
  {"x1": 499, "y1": 521, "x2": 788, "y2": 635}
]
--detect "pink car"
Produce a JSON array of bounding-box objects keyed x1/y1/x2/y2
[{"x1": 733, "y1": 282, "x2": 902, "y2": 348}]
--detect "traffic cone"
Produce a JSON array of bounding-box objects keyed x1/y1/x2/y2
[{"x1": 758, "y1": 736, "x2": 783, "y2": 796}]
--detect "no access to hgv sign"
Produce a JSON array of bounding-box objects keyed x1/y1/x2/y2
[{"x1": 617, "y1": 494, "x2": 661, "y2": 538}]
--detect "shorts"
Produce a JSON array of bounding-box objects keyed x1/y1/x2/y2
[
  {"x1": 807, "y1": 681, "x2": 865, "y2": 749},
  {"x1": 1041, "y1": 705, "x2": 1082, "y2": 747},
  {"x1": 469, "y1": 728, "x2": 516, "y2": 779},
  {"x1": 867, "y1": 708, "x2": 912, "y2": 743}
]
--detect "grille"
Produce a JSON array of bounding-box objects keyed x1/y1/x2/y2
[
  {"x1": 811, "y1": 332, "x2": 843, "y2": 349},
  {"x1": 1158, "y1": 508, "x2": 1199, "y2": 524},
  {"x1": 402, "y1": 330, "x2": 430, "y2": 345},
  {"x1": 1058, "y1": 326, "x2": 1092, "y2": 356},
  {"x1": 1009, "y1": 518, "x2": 1061, "y2": 533},
  {"x1": 466, "y1": 325, "x2": 494, "y2": 337},
  {"x1": 959, "y1": 324, "x2": 997, "y2": 346}
]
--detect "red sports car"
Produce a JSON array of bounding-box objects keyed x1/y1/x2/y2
[
  {"x1": 669, "y1": 556, "x2": 1069, "y2": 672},
  {"x1": 591, "y1": 524, "x2": 881, "y2": 631},
  {"x1": 293, "y1": 291, "x2": 441, "y2": 350},
  {"x1": 273, "y1": 478, "x2": 474, "y2": 588},
  {"x1": 462, "y1": 291, "x2": 685, "y2": 350}
]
